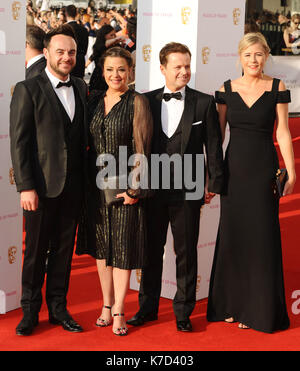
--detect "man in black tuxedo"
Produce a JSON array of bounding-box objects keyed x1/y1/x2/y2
[
  {"x1": 127, "y1": 43, "x2": 224, "y2": 332},
  {"x1": 65, "y1": 4, "x2": 88, "y2": 79},
  {"x1": 10, "y1": 25, "x2": 88, "y2": 336},
  {"x1": 25, "y1": 25, "x2": 46, "y2": 80}
]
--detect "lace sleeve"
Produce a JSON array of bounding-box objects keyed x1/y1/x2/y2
[{"x1": 127, "y1": 93, "x2": 153, "y2": 198}]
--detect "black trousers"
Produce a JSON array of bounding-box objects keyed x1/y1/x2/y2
[
  {"x1": 21, "y1": 183, "x2": 82, "y2": 317},
  {"x1": 139, "y1": 193, "x2": 201, "y2": 321}
]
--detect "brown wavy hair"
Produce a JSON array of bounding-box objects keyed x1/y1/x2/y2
[{"x1": 159, "y1": 42, "x2": 191, "y2": 66}]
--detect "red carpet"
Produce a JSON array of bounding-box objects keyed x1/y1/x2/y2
[{"x1": 1, "y1": 118, "x2": 300, "y2": 352}]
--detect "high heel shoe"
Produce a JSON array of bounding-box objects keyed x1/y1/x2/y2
[
  {"x1": 224, "y1": 317, "x2": 236, "y2": 323},
  {"x1": 238, "y1": 323, "x2": 250, "y2": 329},
  {"x1": 113, "y1": 313, "x2": 128, "y2": 336},
  {"x1": 95, "y1": 305, "x2": 112, "y2": 327}
]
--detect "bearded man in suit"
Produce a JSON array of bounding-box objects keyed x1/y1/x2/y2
[
  {"x1": 127, "y1": 42, "x2": 224, "y2": 332},
  {"x1": 10, "y1": 24, "x2": 88, "y2": 336}
]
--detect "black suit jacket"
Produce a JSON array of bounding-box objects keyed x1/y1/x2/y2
[
  {"x1": 145, "y1": 86, "x2": 224, "y2": 202},
  {"x1": 68, "y1": 21, "x2": 89, "y2": 79},
  {"x1": 10, "y1": 70, "x2": 89, "y2": 198},
  {"x1": 26, "y1": 56, "x2": 46, "y2": 80}
]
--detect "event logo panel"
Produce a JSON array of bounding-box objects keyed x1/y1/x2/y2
[
  {"x1": 8, "y1": 246, "x2": 17, "y2": 265},
  {"x1": 12, "y1": 1, "x2": 22, "y2": 21},
  {"x1": 0, "y1": 0, "x2": 25, "y2": 313},
  {"x1": 201, "y1": 47, "x2": 211, "y2": 64},
  {"x1": 9, "y1": 168, "x2": 15, "y2": 185},
  {"x1": 142, "y1": 45, "x2": 152, "y2": 63},
  {"x1": 233, "y1": 8, "x2": 241, "y2": 25},
  {"x1": 181, "y1": 7, "x2": 192, "y2": 25}
]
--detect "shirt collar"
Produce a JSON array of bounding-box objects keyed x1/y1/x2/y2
[
  {"x1": 27, "y1": 54, "x2": 44, "y2": 69},
  {"x1": 45, "y1": 67, "x2": 71, "y2": 89}
]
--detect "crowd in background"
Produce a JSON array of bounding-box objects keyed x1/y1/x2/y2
[
  {"x1": 26, "y1": 0, "x2": 137, "y2": 88},
  {"x1": 245, "y1": 10, "x2": 300, "y2": 55},
  {"x1": 25, "y1": 1, "x2": 300, "y2": 96},
  {"x1": 26, "y1": 1, "x2": 136, "y2": 34}
]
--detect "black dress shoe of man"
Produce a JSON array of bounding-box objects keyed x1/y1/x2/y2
[
  {"x1": 176, "y1": 319, "x2": 193, "y2": 332},
  {"x1": 16, "y1": 314, "x2": 39, "y2": 336},
  {"x1": 126, "y1": 312, "x2": 158, "y2": 326},
  {"x1": 49, "y1": 312, "x2": 83, "y2": 333}
]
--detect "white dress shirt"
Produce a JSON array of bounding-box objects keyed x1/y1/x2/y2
[
  {"x1": 161, "y1": 86, "x2": 186, "y2": 138},
  {"x1": 45, "y1": 67, "x2": 75, "y2": 121}
]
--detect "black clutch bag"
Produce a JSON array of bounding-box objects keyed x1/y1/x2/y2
[
  {"x1": 275, "y1": 169, "x2": 288, "y2": 197},
  {"x1": 103, "y1": 188, "x2": 124, "y2": 206},
  {"x1": 101, "y1": 175, "x2": 127, "y2": 207}
]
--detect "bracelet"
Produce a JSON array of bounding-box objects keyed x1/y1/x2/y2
[{"x1": 126, "y1": 190, "x2": 139, "y2": 199}]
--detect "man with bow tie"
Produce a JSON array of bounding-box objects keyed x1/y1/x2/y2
[
  {"x1": 10, "y1": 25, "x2": 88, "y2": 336},
  {"x1": 127, "y1": 42, "x2": 224, "y2": 332}
]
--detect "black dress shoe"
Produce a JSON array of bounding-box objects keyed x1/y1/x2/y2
[
  {"x1": 49, "y1": 312, "x2": 83, "y2": 333},
  {"x1": 16, "y1": 315, "x2": 39, "y2": 336},
  {"x1": 126, "y1": 312, "x2": 158, "y2": 326},
  {"x1": 176, "y1": 319, "x2": 193, "y2": 332}
]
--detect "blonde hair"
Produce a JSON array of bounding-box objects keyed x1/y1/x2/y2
[
  {"x1": 291, "y1": 13, "x2": 300, "y2": 23},
  {"x1": 238, "y1": 32, "x2": 270, "y2": 55},
  {"x1": 82, "y1": 14, "x2": 90, "y2": 23}
]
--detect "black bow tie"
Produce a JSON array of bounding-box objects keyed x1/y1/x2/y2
[
  {"x1": 163, "y1": 92, "x2": 182, "y2": 102},
  {"x1": 56, "y1": 80, "x2": 72, "y2": 89}
]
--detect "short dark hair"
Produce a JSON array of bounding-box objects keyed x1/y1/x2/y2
[
  {"x1": 100, "y1": 46, "x2": 133, "y2": 68},
  {"x1": 65, "y1": 5, "x2": 77, "y2": 19},
  {"x1": 126, "y1": 17, "x2": 136, "y2": 40},
  {"x1": 26, "y1": 25, "x2": 45, "y2": 51},
  {"x1": 43, "y1": 24, "x2": 77, "y2": 49},
  {"x1": 159, "y1": 42, "x2": 191, "y2": 66}
]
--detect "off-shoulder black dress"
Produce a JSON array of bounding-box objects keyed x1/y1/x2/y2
[
  {"x1": 207, "y1": 78, "x2": 291, "y2": 333},
  {"x1": 76, "y1": 89, "x2": 153, "y2": 270}
]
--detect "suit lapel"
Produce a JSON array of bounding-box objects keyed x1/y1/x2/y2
[
  {"x1": 71, "y1": 76, "x2": 85, "y2": 107},
  {"x1": 71, "y1": 76, "x2": 89, "y2": 148},
  {"x1": 37, "y1": 70, "x2": 65, "y2": 127},
  {"x1": 152, "y1": 88, "x2": 164, "y2": 153},
  {"x1": 181, "y1": 86, "x2": 196, "y2": 155}
]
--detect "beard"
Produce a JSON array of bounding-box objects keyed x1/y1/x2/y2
[{"x1": 49, "y1": 59, "x2": 74, "y2": 79}]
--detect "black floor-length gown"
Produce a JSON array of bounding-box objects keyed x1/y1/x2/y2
[
  {"x1": 207, "y1": 78, "x2": 290, "y2": 333},
  {"x1": 76, "y1": 89, "x2": 152, "y2": 269}
]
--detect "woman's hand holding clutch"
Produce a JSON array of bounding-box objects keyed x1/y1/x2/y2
[
  {"x1": 283, "y1": 176, "x2": 296, "y2": 196},
  {"x1": 116, "y1": 192, "x2": 139, "y2": 205}
]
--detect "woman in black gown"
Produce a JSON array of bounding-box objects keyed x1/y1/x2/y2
[
  {"x1": 77, "y1": 47, "x2": 153, "y2": 336},
  {"x1": 207, "y1": 33, "x2": 296, "y2": 333}
]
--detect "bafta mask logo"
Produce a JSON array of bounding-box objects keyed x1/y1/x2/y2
[
  {"x1": 142, "y1": 45, "x2": 152, "y2": 63},
  {"x1": 233, "y1": 8, "x2": 241, "y2": 25},
  {"x1": 11, "y1": 85, "x2": 15, "y2": 97},
  {"x1": 8, "y1": 246, "x2": 17, "y2": 265},
  {"x1": 196, "y1": 275, "x2": 201, "y2": 293},
  {"x1": 9, "y1": 168, "x2": 15, "y2": 185},
  {"x1": 12, "y1": 1, "x2": 22, "y2": 21},
  {"x1": 202, "y1": 47, "x2": 210, "y2": 64},
  {"x1": 136, "y1": 269, "x2": 142, "y2": 284},
  {"x1": 181, "y1": 7, "x2": 192, "y2": 25}
]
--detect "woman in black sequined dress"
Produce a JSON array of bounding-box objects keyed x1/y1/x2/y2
[{"x1": 77, "y1": 47, "x2": 153, "y2": 336}]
